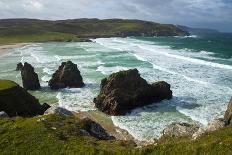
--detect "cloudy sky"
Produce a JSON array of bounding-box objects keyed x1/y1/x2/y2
[{"x1": 0, "y1": 0, "x2": 231, "y2": 32}]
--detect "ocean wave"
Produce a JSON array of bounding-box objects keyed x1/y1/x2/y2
[{"x1": 96, "y1": 66, "x2": 129, "y2": 75}]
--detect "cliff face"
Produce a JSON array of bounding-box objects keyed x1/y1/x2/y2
[{"x1": 0, "y1": 80, "x2": 48, "y2": 117}]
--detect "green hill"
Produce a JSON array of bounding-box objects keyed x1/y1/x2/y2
[{"x1": 0, "y1": 18, "x2": 189, "y2": 44}]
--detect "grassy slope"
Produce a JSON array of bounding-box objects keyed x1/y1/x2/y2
[
  {"x1": 0, "y1": 18, "x2": 188, "y2": 44},
  {"x1": 0, "y1": 80, "x2": 17, "y2": 91},
  {"x1": 0, "y1": 114, "x2": 232, "y2": 155}
]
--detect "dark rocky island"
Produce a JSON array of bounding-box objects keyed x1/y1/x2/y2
[
  {"x1": 0, "y1": 80, "x2": 49, "y2": 117},
  {"x1": 20, "y1": 62, "x2": 41, "y2": 90},
  {"x1": 49, "y1": 61, "x2": 85, "y2": 89},
  {"x1": 94, "y1": 69, "x2": 172, "y2": 115}
]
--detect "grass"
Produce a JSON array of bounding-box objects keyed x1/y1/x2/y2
[
  {"x1": 0, "y1": 114, "x2": 232, "y2": 154},
  {"x1": 0, "y1": 80, "x2": 17, "y2": 91},
  {"x1": 0, "y1": 18, "x2": 189, "y2": 44}
]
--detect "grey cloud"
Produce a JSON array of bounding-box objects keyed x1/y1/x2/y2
[{"x1": 0, "y1": 0, "x2": 231, "y2": 32}]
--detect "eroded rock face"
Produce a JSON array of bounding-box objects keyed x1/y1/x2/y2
[
  {"x1": 49, "y1": 61, "x2": 85, "y2": 89},
  {"x1": 207, "y1": 118, "x2": 225, "y2": 131},
  {"x1": 81, "y1": 118, "x2": 115, "y2": 140},
  {"x1": 16, "y1": 62, "x2": 23, "y2": 71},
  {"x1": 21, "y1": 62, "x2": 41, "y2": 90},
  {"x1": 162, "y1": 122, "x2": 200, "y2": 138},
  {"x1": 44, "y1": 105, "x2": 74, "y2": 116},
  {"x1": 94, "y1": 69, "x2": 172, "y2": 115},
  {"x1": 224, "y1": 97, "x2": 232, "y2": 125},
  {"x1": 0, "y1": 82, "x2": 49, "y2": 117}
]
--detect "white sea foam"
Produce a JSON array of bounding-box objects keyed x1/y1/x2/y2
[{"x1": 96, "y1": 66, "x2": 129, "y2": 75}]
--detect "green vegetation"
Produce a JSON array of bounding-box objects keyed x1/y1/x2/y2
[
  {"x1": 0, "y1": 80, "x2": 17, "y2": 91},
  {"x1": 0, "y1": 114, "x2": 232, "y2": 154},
  {"x1": 0, "y1": 18, "x2": 189, "y2": 44}
]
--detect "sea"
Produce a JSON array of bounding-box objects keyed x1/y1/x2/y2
[{"x1": 0, "y1": 33, "x2": 231, "y2": 141}]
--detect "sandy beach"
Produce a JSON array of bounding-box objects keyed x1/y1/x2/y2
[{"x1": 0, "y1": 43, "x2": 28, "y2": 57}]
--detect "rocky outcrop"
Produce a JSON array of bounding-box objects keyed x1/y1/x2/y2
[
  {"x1": 94, "y1": 69, "x2": 172, "y2": 115},
  {"x1": 81, "y1": 118, "x2": 115, "y2": 140},
  {"x1": 0, "y1": 111, "x2": 9, "y2": 118},
  {"x1": 21, "y1": 62, "x2": 41, "y2": 90},
  {"x1": 49, "y1": 61, "x2": 85, "y2": 89},
  {"x1": 0, "y1": 80, "x2": 49, "y2": 117},
  {"x1": 206, "y1": 118, "x2": 225, "y2": 131},
  {"x1": 224, "y1": 97, "x2": 232, "y2": 125},
  {"x1": 162, "y1": 122, "x2": 200, "y2": 138},
  {"x1": 16, "y1": 62, "x2": 23, "y2": 71},
  {"x1": 44, "y1": 105, "x2": 74, "y2": 116}
]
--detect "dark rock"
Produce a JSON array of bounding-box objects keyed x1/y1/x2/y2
[
  {"x1": 49, "y1": 61, "x2": 85, "y2": 89},
  {"x1": 82, "y1": 118, "x2": 115, "y2": 140},
  {"x1": 0, "y1": 111, "x2": 9, "y2": 118},
  {"x1": 44, "y1": 105, "x2": 74, "y2": 116},
  {"x1": 162, "y1": 122, "x2": 200, "y2": 138},
  {"x1": 224, "y1": 97, "x2": 232, "y2": 125},
  {"x1": 0, "y1": 81, "x2": 49, "y2": 117},
  {"x1": 16, "y1": 62, "x2": 23, "y2": 71},
  {"x1": 21, "y1": 62, "x2": 41, "y2": 90},
  {"x1": 94, "y1": 69, "x2": 172, "y2": 115}
]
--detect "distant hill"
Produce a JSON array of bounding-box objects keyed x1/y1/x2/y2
[
  {"x1": 0, "y1": 18, "x2": 189, "y2": 44},
  {"x1": 177, "y1": 25, "x2": 219, "y2": 34}
]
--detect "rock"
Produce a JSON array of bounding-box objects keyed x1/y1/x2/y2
[
  {"x1": 16, "y1": 62, "x2": 23, "y2": 71},
  {"x1": 94, "y1": 69, "x2": 172, "y2": 115},
  {"x1": 0, "y1": 80, "x2": 49, "y2": 117},
  {"x1": 162, "y1": 122, "x2": 200, "y2": 138},
  {"x1": 81, "y1": 117, "x2": 115, "y2": 140},
  {"x1": 192, "y1": 128, "x2": 205, "y2": 140},
  {"x1": 44, "y1": 105, "x2": 74, "y2": 116},
  {"x1": 224, "y1": 97, "x2": 232, "y2": 125},
  {"x1": 206, "y1": 118, "x2": 225, "y2": 132},
  {"x1": 0, "y1": 111, "x2": 9, "y2": 118},
  {"x1": 49, "y1": 61, "x2": 85, "y2": 89},
  {"x1": 21, "y1": 62, "x2": 41, "y2": 90}
]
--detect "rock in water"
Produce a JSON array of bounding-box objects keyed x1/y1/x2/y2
[
  {"x1": 21, "y1": 62, "x2": 41, "y2": 90},
  {"x1": 94, "y1": 69, "x2": 172, "y2": 115},
  {"x1": 49, "y1": 61, "x2": 85, "y2": 89},
  {"x1": 224, "y1": 97, "x2": 232, "y2": 125},
  {"x1": 16, "y1": 62, "x2": 23, "y2": 71},
  {"x1": 0, "y1": 80, "x2": 49, "y2": 117}
]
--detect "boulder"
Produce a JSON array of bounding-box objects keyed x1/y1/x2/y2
[
  {"x1": 94, "y1": 69, "x2": 172, "y2": 115},
  {"x1": 0, "y1": 111, "x2": 9, "y2": 118},
  {"x1": 224, "y1": 97, "x2": 232, "y2": 125},
  {"x1": 206, "y1": 118, "x2": 225, "y2": 132},
  {"x1": 0, "y1": 80, "x2": 49, "y2": 117},
  {"x1": 16, "y1": 62, "x2": 23, "y2": 71},
  {"x1": 44, "y1": 105, "x2": 74, "y2": 116},
  {"x1": 81, "y1": 118, "x2": 115, "y2": 140},
  {"x1": 162, "y1": 122, "x2": 200, "y2": 138},
  {"x1": 21, "y1": 62, "x2": 41, "y2": 90},
  {"x1": 49, "y1": 61, "x2": 85, "y2": 89}
]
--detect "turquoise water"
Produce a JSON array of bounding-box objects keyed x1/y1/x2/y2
[{"x1": 0, "y1": 34, "x2": 231, "y2": 141}]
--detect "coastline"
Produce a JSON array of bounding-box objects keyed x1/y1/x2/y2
[{"x1": 0, "y1": 43, "x2": 29, "y2": 57}]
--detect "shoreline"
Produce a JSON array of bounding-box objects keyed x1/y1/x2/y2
[{"x1": 0, "y1": 43, "x2": 29, "y2": 57}]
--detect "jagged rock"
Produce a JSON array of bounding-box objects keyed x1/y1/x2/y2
[
  {"x1": 224, "y1": 97, "x2": 232, "y2": 125},
  {"x1": 0, "y1": 111, "x2": 9, "y2": 118},
  {"x1": 0, "y1": 80, "x2": 49, "y2": 117},
  {"x1": 44, "y1": 105, "x2": 74, "y2": 116},
  {"x1": 206, "y1": 118, "x2": 225, "y2": 132},
  {"x1": 162, "y1": 122, "x2": 200, "y2": 138},
  {"x1": 94, "y1": 69, "x2": 172, "y2": 115},
  {"x1": 16, "y1": 62, "x2": 23, "y2": 71},
  {"x1": 21, "y1": 62, "x2": 41, "y2": 90},
  {"x1": 49, "y1": 61, "x2": 85, "y2": 89},
  {"x1": 81, "y1": 117, "x2": 115, "y2": 140}
]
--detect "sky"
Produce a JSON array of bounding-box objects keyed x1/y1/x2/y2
[{"x1": 0, "y1": 0, "x2": 231, "y2": 32}]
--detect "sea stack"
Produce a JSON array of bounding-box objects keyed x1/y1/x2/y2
[
  {"x1": 16, "y1": 62, "x2": 23, "y2": 71},
  {"x1": 21, "y1": 62, "x2": 41, "y2": 90},
  {"x1": 49, "y1": 61, "x2": 85, "y2": 89},
  {"x1": 94, "y1": 69, "x2": 172, "y2": 115}
]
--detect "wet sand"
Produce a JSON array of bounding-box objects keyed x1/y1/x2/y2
[{"x1": 0, "y1": 43, "x2": 28, "y2": 57}]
